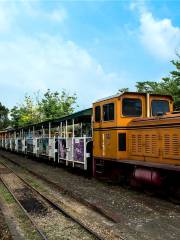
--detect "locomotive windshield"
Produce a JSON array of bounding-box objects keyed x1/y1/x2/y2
[
  {"x1": 151, "y1": 100, "x2": 169, "y2": 116},
  {"x1": 122, "y1": 98, "x2": 142, "y2": 117}
]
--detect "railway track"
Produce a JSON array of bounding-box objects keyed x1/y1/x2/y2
[
  {"x1": 2, "y1": 151, "x2": 180, "y2": 240},
  {"x1": 0, "y1": 175, "x2": 47, "y2": 240},
  {"x1": 0, "y1": 152, "x2": 121, "y2": 223},
  {"x1": 0, "y1": 154, "x2": 123, "y2": 240},
  {"x1": 0, "y1": 161, "x2": 109, "y2": 240}
]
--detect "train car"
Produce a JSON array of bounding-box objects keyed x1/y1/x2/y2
[
  {"x1": 54, "y1": 109, "x2": 92, "y2": 170},
  {"x1": 0, "y1": 109, "x2": 93, "y2": 171},
  {"x1": 92, "y1": 92, "x2": 174, "y2": 176},
  {"x1": 11, "y1": 138, "x2": 16, "y2": 152},
  {"x1": 27, "y1": 137, "x2": 37, "y2": 156},
  {"x1": 0, "y1": 131, "x2": 7, "y2": 149}
]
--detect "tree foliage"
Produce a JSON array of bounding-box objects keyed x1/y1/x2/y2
[
  {"x1": 136, "y1": 54, "x2": 180, "y2": 109},
  {"x1": 10, "y1": 89, "x2": 77, "y2": 127},
  {"x1": 0, "y1": 102, "x2": 9, "y2": 130},
  {"x1": 10, "y1": 96, "x2": 40, "y2": 127},
  {"x1": 118, "y1": 88, "x2": 129, "y2": 94},
  {"x1": 39, "y1": 89, "x2": 77, "y2": 120}
]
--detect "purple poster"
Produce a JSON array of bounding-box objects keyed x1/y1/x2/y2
[
  {"x1": 58, "y1": 139, "x2": 66, "y2": 159},
  {"x1": 73, "y1": 139, "x2": 84, "y2": 162}
]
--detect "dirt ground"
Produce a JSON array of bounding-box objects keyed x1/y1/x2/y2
[{"x1": 1, "y1": 151, "x2": 180, "y2": 240}]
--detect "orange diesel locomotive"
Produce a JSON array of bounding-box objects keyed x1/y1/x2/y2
[{"x1": 93, "y1": 92, "x2": 180, "y2": 191}]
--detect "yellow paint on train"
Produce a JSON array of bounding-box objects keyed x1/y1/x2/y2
[
  {"x1": 93, "y1": 92, "x2": 177, "y2": 167},
  {"x1": 128, "y1": 113, "x2": 180, "y2": 165}
]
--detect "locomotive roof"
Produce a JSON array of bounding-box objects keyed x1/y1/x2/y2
[{"x1": 94, "y1": 92, "x2": 173, "y2": 104}]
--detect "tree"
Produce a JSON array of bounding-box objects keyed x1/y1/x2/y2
[
  {"x1": 118, "y1": 88, "x2": 129, "y2": 94},
  {"x1": 10, "y1": 95, "x2": 40, "y2": 127},
  {"x1": 10, "y1": 89, "x2": 77, "y2": 127},
  {"x1": 0, "y1": 102, "x2": 9, "y2": 130},
  {"x1": 39, "y1": 89, "x2": 77, "y2": 121},
  {"x1": 10, "y1": 106, "x2": 21, "y2": 127},
  {"x1": 136, "y1": 54, "x2": 180, "y2": 109}
]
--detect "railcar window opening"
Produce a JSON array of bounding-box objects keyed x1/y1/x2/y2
[
  {"x1": 103, "y1": 103, "x2": 114, "y2": 121},
  {"x1": 95, "y1": 106, "x2": 101, "y2": 122},
  {"x1": 122, "y1": 98, "x2": 142, "y2": 117},
  {"x1": 151, "y1": 100, "x2": 170, "y2": 116}
]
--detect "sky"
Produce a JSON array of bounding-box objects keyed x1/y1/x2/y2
[{"x1": 0, "y1": 0, "x2": 179, "y2": 110}]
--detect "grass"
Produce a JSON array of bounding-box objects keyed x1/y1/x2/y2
[
  {"x1": 14, "y1": 207, "x2": 42, "y2": 240},
  {"x1": 0, "y1": 157, "x2": 48, "y2": 193},
  {"x1": 0, "y1": 181, "x2": 42, "y2": 240},
  {"x1": 0, "y1": 182, "x2": 14, "y2": 204},
  {"x1": 25, "y1": 175, "x2": 48, "y2": 193}
]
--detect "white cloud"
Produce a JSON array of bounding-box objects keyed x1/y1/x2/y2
[
  {"x1": 0, "y1": 1, "x2": 123, "y2": 108},
  {"x1": 0, "y1": 2, "x2": 17, "y2": 32},
  {"x1": 0, "y1": 0, "x2": 67, "y2": 29},
  {"x1": 21, "y1": 1, "x2": 68, "y2": 23},
  {"x1": 130, "y1": 0, "x2": 147, "y2": 14},
  {"x1": 131, "y1": 1, "x2": 180, "y2": 60},
  {"x1": 49, "y1": 8, "x2": 67, "y2": 23},
  {"x1": 0, "y1": 35, "x2": 121, "y2": 108},
  {"x1": 140, "y1": 11, "x2": 180, "y2": 60}
]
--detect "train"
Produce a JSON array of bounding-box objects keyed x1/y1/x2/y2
[{"x1": 0, "y1": 91, "x2": 180, "y2": 195}]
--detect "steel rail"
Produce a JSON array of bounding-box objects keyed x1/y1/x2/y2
[
  {"x1": 0, "y1": 152, "x2": 120, "y2": 223},
  {"x1": 0, "y1": 160, "x2": 109, "y2": 240},
  {"x1": 0, "y1": 176, "x2": 48, "y2": 240}
]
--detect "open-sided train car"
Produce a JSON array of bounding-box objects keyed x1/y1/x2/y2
[{"x1": 0, "y1": 108, "x2": 93, "y2": 171}]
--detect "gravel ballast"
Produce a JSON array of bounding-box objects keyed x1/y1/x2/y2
[{"x1": 1, "y1": 150, "x2": 180, "y2": 240}]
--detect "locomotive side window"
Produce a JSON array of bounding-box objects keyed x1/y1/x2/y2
[
  {"x1": 151, "y1": 100, "x2": 169, "y2": 116},
  {"x1": 103, "y1": 103, "x2": 114, "y2": 121},
  {"x1": 122, "y1": 98, "x2": 142, "y2": 117},
  {"x1": 95, "y1": 106, "x2": 101, "y2": 122}
]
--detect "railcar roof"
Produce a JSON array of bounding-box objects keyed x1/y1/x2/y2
[
  {"x1": 9, "y1": 108, "x2": 92, "y2": 131},
  {"x1": 94, "y1": 92, "x2": 173, "y2": 104}
]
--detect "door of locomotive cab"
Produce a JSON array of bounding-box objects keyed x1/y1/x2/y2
[{"x1": 93, "y1": 98, "x2": 117, "y2": 159}]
